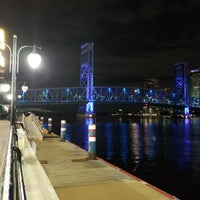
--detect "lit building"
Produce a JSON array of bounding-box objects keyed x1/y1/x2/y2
[
  {"x1": 173, "y1": 62, "x2": 189, "y2": 106},
  {"x1": 144, "y1": 78, "x2": 159, "y2": 89},
  {"x1": 189, "y1": 68, "x2": 200, "y2": 106}
]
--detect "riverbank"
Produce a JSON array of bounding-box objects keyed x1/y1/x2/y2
[{"x1": 22, "y1": 113, "x2": 178, "y2": 200}]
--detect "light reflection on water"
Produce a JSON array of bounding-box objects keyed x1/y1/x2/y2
[
  {"x1": 96, "y1": 117, "x2": 200, "y2": 200},
  {"x1": 49, "y1": 115, "x2": 200, "y2": 200},
  {"x1": 105, "y1": 123, "x2": 114, "y2": 160}
]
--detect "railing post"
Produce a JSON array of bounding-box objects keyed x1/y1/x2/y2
[
  {"x1": 60, "y1": 120, "x2": 66, "y2": 142},
  {"x1": 48, "y1": 118, "x2": 52, "y2": 133},
  {"x1": 88, "y1": 124, "x2": 96, "y2": 160}
]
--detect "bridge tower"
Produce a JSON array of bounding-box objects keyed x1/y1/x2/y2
[
  {"x1": 173, "y1": 62, "x2": 189, "y2": 117},
  {"x1": 80, "y1": 42, "x2": 94, "y2": 115}
]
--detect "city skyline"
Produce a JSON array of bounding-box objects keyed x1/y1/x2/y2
[{"x1": 0, "y1": 0, "x2": 200, "y2": 89}]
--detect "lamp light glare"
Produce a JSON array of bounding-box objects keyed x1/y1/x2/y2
[
  {"x1": 7, "y1": 94, "x2": 12, "y2": 100},
  {"x1": 27, "y1": 53, "x2": 41, "y2": 69},
  {"x1": 0, "y1": 52, "x2": 5, "y2": 67},
  {"x1": 0, "y1": 84, "x2": 10, "y2": 92},
  {"x1": 0, "y1": 29, "x2": 5, "y2": 49}
]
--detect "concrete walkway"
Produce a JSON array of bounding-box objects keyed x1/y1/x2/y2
[
  {"x1": 22, "y1": 114, "x2": 178, "y2": 200},
  {"x1": 22, "y1": 115, "x2": 59, "y2": 200},
  {"x1": 35, "y1": 137, "x2": 177, "y2": 200},
  {"x1": 0, "y1": 120, "x2": 10, "y2": 178},
  {"x1": 22, "y1": 136, "x2": 59, "y2": 200}
]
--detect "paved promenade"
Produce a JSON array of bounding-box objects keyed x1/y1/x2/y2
[
  {"x1": 35, "y1": 138, "x2": 177, "y2": 200},
  {"x1": 23, "y1": 115, "x2": 178, "y2": 200},
  {"x1": 0, "y1": 120, "x2": 10, "y2": 178},
  {"x1": 23, "y1": 115, "x2": 59, "y2": 200}
]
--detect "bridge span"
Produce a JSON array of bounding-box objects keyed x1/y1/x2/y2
[
  {"x1": 17, "y1": 86, "x2": 176, "y2": 105},
  {"x1": 16, "y1": 86, "x2": 200, "y2": 115}
]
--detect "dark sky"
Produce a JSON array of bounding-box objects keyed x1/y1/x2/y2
[{"x1": 1, "y1": 0, "x2": 200, "y2": 89}]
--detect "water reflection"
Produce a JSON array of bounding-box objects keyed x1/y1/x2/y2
[
  {"x1": 50, "y1": 114, "x2": 200, "y2": 199},
  {"x1": 97, "y1": 117, "x2": 200, "y2": 199},
  {"x1": 119, "y1": 122, "x2": 128, "y2": 163},
  {"x1": 130, "y1": 122, "x2": 142, "y2": 171},
  {"x1": 105, "y1": 123, "x2": 113, "y2": 160}
]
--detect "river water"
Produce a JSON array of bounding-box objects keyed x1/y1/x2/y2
[{"x1": 42, "y1": 113, "x2": 200, "y2": 200}]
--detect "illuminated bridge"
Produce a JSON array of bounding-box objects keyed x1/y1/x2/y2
[
  {"x1": 16, "y1": 86, "x2": 199, "y2": 109},
  {"x1": 18, "y1": 86, "x2": 177, "y2": 105},
  {"x1": 16, "y1": 44, "x2": 200, "y2": 114}
]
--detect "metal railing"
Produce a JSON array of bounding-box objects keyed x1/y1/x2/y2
[
  {"x1": 1, "y1": 125, "x2": 26, "y2": 200},
  {"x1": 0, "y1": 126, "x2": 13, "y2": 199}
]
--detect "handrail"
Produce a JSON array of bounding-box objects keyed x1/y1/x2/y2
[
  {"x1": 1, "y1": 125, "x2": 26, "y2": 200},
  {"x1": 12, "y1": 147, "x2": 26, "y2": 200},
  {"x1": 1, "y1": 126, "x2": 13, "y2": 199}
]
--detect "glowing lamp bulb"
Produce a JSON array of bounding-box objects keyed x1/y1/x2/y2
[
  {"x1": 22, "y1": 85, "x2": 28, "y2": 93},
  {"x1": 27, "y1": 53, "x2": 41, "y2": 69}
]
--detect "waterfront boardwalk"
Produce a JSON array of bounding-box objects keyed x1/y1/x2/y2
[
  {"x1": 0, "y1": 120, "x2": 10, "y2": 178},
  {"x1": 23, "y1": 115, "x2": 177, "y2": 200}
]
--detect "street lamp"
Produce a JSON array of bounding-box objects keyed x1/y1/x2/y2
[
  {"x1": 0, "y1": 32, "x2": 41, "y2": 125},
  {"x1": 21, "y1": 82, "x2": 29, "y2": 101}
]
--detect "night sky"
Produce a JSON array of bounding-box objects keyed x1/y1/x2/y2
[{"x1": 0, "y1": 0, "x2": 200, "y2": 89}]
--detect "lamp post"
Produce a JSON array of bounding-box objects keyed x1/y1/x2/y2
[
  {"x1": 17, "y1": 84, "x2": 29, "y2": 101},
  {"x1": 1, "y1": 33, "x2": 41, "y2": 125}
]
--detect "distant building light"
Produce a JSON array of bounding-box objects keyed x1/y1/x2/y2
[
  {"x1": 3, "y1": 105, "x2": 9, "y2": 113},
  {"x1": 7, "y1": 94, "x2": 12, "y2": 100},
  {"x1": 0, "y1": 83, "x2": 10, "y2": 92},
  {"x1": 190, "y1": 69, "x2": 200, "y2": 73}
]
